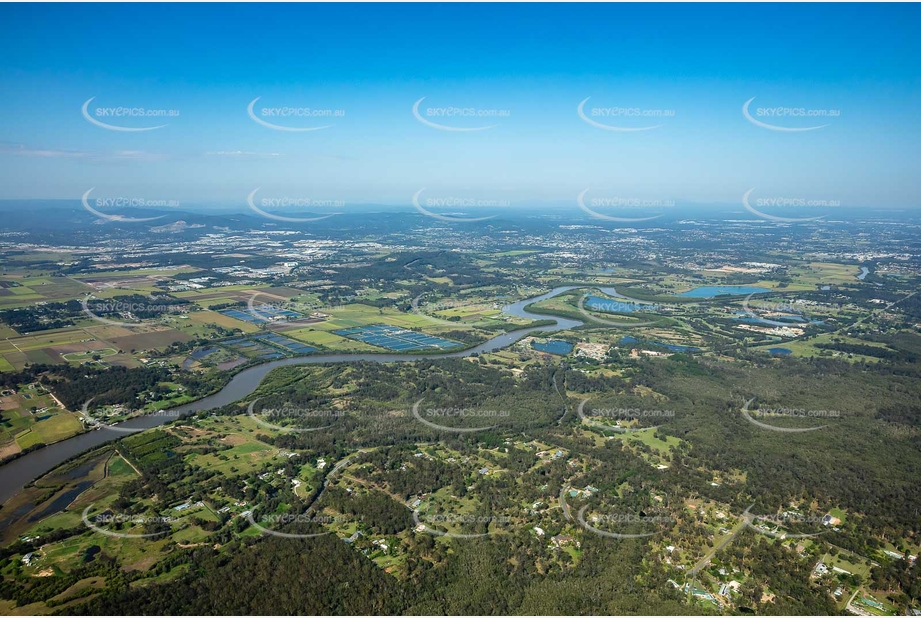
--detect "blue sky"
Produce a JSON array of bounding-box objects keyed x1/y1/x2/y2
[{"x1": 1, "y1": 3, "x2": 919, "y2": 213}]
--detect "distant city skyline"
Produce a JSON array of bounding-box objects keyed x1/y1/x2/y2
[{"x1": 1, "y1": 3, "x2": 919, "y2": 212}]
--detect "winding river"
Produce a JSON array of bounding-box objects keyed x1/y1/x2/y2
[{"x1": 0, "y1": 286, "x2": 584, "y2": 504}]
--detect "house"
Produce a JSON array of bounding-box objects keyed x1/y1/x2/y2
[
  {"x1": 533, "y1": 527, "x2": 545, "y2": 537},
  {"x1": 884, "y1": 550, "x2": 905, "y2": 560},
  {"x1": 371, "y1": 539, "x2": 389, "y2": 553},
  {"x1": 21, "y1": 552, "x2": 36, "y2": 566},
  {"x1": 551, "y1": 534, "x2": 580, "y2": 548}
]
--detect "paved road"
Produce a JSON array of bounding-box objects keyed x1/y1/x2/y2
[
  {"x1": 305, "y1": 449, "x2": 366, "y2": 515},
  {"x1": 688, "y1": 511, "x2": 753, "y2": 576},
  {"x1": 558, "y1": 485, "x2": 572, "y2": 520}
]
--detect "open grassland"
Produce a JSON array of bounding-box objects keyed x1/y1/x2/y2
[
  {"x1": 183, "y1": 309, "x2": 260, "y2": 332},
  {"x1": 15, "y1": 413, "x2": 84, "y2": 449},
  {"x1": 752, "y1": 333, "x2": 894, "y2": 361}
]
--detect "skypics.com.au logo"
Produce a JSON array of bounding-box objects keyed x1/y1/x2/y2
[
  {"x1": 81, "y1": 296, "x2": 185, "y2": 327},
  {"x1": 247, "y1": 511, "x2": 349, "y2": 539},
  {"x1": 741, "y1": 398, "x2": 839, "y2": 433},
  {"x1": 743, "y1": 505, "x2": 826, "y2": 540},
  {"x1": 82, "y1": 506, "x2": 174, "y2": 538},
  {"x1": 247, "y1": 400, "x2": 345, "y2": 433},
  {"x1": 742, "y1": 97, "x2": 839, "y2": 132},
  {"x1": 742, "y1": 188, "x2": 838, "y2": 223},
  {"x1": 81, "y1": 188, "x2": 177, "y2": 223},
  {"x1": 411, "y1": 399, "x2": 508, "y2": 433},
  {"x1": 81, "y1": 97, "x2": 178, "y2": 132},
  {"x1": 577, "y1": 189, "x2": 673, "y2": 223},
  {"x1": 246, "y1": 189, "x2": 343, "y2": 223},
  {"x1": 412, "y1": 97, "x2": 509, "y2": 132},
  {"x1": 412, "y1": 189, "x2": 504, "y2": 222},
  {"x1": 247, "y1": 97, "x2": 344, "y2": 131},
  {"x1": 576, "y1": 290, "x2": 668, "y2": 328},
  {"x1": 577, "y1": 399, "x2": 674, "y2": 433},
  {"x1": 245, "y1": 291, "x2": 313, "y2": 323},
  {"x1": 577, "y1": 97, "x2": 675, "y2": 132}
]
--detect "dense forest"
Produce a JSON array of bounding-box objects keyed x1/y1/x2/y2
[{"x1": 0, "y1": 345, "x2": 912, "y2": 615}]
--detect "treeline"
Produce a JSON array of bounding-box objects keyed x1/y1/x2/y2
[
  {"x1": 815, "y1": 341, "x2": 917, "y2": 362},
  {"x1": 0, "y1": 293, "x2": 189, "y2": 333},
  {"x1": 353, "y1": 448, "x2": 466, "y2": 500},
  {"x1": 68, "y1": 535, "x2": 408, "y2": 615},
  {"x1": 0, "y1": 363, "x2": 226, "y2": 412},
  {"x1": 320, "y1": 487, "x2": 414, "y2": 535}
]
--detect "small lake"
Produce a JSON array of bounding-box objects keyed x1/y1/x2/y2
[
  {"x1": 676, "y1": 286, "x2": 772, "y2": 298},
  {"x1": 189, "y1": 346, "x2": 221, "y2": 360},
  {"x1": 767, "y1": 348, "x2": 793, "y2": 355},
  {"x1": 531, "y1": 340, "x2": 574, "y2": 355}
]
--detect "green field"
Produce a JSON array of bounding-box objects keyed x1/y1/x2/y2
[
  {"x1": 15, "y1": 413, "x2": 83, "y2": 449},
  {"x1": 62, "y1": 348, "x2": 118, "y2": 361}
]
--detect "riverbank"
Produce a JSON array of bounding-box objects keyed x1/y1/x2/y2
[{"x1": 0, "y1": 286, "x2": 586, "y2": 505}]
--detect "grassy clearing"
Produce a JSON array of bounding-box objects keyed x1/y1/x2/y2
[{"x1": 15, "y1": 414, "x2": 83, "y2": 449}]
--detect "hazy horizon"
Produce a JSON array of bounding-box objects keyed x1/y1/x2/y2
[{"x1": 2, "y1": 3, "x2": 920, "y2": 214}]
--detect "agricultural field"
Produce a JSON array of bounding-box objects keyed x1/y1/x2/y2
[{"x1": 0, "y1": 382, "x2": 83, "y2": 458}]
